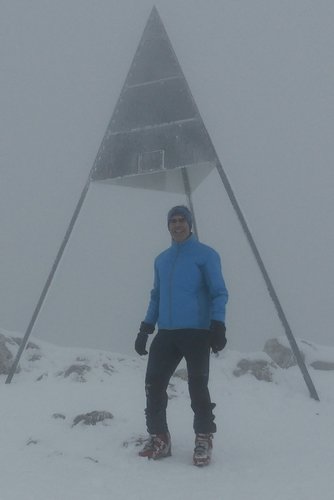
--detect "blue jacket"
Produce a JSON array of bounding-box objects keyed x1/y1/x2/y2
[{"x1": 144, "y1": 234, "x2": 228, "y2": 330}]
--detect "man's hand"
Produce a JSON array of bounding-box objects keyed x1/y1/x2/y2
[
  {"x1": 134, "y1": 322, "x2": 155, "y2": 355},
  {"x1": 209, "y1": 320, "x2": 227, "y2": 353}
]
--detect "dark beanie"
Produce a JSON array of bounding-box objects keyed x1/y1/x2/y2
[{"x1": 167, "y1": 205, "x2": 193, "y2": 230}]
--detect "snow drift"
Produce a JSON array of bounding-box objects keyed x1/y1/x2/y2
[{"x1": 1, "y1": 328, "x2": 333, "y2": 500}]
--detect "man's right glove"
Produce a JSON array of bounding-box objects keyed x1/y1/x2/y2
[
  {"x1": 134, "y1": 321, "x2": 155, "y2": 355},
  {"x1": 209, "y1": 320, "x2": 227, "y2": 353}
]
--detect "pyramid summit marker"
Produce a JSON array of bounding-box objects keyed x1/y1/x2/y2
[
  {"x1": 91, "y1": 6, "x2": 217, "y2": 182},
  {"x1": 5, "y1": 8, "x2": 320, "y2": 401}
]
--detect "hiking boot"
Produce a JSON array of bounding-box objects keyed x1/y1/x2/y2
[
  {"x1": 193, "y1": 433, "x2": 213, "y2": 466},
  {"x1": 138, "y1": 433, "x2": 171, "y2": 459}
]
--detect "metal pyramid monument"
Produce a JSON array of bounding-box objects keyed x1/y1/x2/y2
[
  {"x1": 91, "y1": 6, "x2": 216, "y2": 184},
  {"x1": 5, "y1": 7, "x2": 320, "y2": 402}
]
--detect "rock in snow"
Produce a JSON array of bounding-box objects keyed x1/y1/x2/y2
[
  {"x1": 233, "y1": 357, "x2": 277, "y2": 382},
  {"x1": 2, "y1": 329, "x2": 334, "y2": 385},
  {"x1": 72, "y1": 411, "x2": 114, "y2": 427},
  {"x1": 263, "y1": 338, "x2": 298, "y2": 368},
  {"x1": 0, "y1": 333, "x2": 14, "y2": 374}
]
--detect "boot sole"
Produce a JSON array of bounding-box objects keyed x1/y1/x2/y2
[
  {"x1": 193, "y1": 455, "x2": 211, "y2": 467},
  {"x1": 139, "y1": 446, "x2": 172, "y2": 460},
  {"x1": 151, "y1": 448, "x2": 172, "y2": 460},
  {"x1": 193, "y1": 459, "x2": 210, "y2": 467}
]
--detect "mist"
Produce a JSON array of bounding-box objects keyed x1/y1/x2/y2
[{"x1": 1, "y1": 0, "x2": 333, "y2": 354}]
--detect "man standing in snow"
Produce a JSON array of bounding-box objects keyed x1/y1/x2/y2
[{"x1": 135, "y1": 205, "x2": 228, "y2": 466}]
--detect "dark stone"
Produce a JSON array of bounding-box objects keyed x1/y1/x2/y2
[
  {"x1": 233, "y1": 358, "x2": 277, "y2": 382},
  {"x1": 0, "y1": 334, "x2": 14, "y2": 374},
  {"x1": 72, "y1": 410, "x2": 113, "y2": 427},
  {"x1": 173, "y1": 368, "x2": 188, "y2": 381},
  {"x1": 311, "y1": 361, "x2": 334, "y2": 371},
  {"x1": 61, "y1": 364, "x2": 91, "y2": 382},
  {"x1": 52, "y1": 413, "x2": 66, "y2": 420},
  {"x1": 264, "y1": 338, "x2": 299, "y2": 368}
]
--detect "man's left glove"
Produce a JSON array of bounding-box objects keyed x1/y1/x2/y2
[
  {"x1": 135, "y1": 321, "x2": 155, "y2": 355},
  {"x1": 209, "y1": 320, "x2": 227, "y2": 353}
]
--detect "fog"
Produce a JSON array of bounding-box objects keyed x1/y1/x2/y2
[{"x1": 1, "y1": 0, "x2": 333, "y2": 354}]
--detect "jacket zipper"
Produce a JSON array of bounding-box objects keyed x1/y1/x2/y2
[{"x1": 168, "y1": 245, "x2": 180, "y2": 326}]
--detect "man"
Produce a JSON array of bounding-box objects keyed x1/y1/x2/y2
[{"x1": 135, "y1": 205, "x2": 228, "y2": 466}]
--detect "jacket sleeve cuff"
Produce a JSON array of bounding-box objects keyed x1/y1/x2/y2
[{"x1": 140, "y1": 322, "x2": 155, "y2": 335}]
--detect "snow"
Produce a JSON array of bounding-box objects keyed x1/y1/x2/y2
[
  {"x1": 1, "y1": 329, "x2": 333, "y2": 500},
  {"x1": 1, "y1": 3, "x2": 333, "y2": 497}
]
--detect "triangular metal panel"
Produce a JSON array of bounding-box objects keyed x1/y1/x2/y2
[
  {"x1": 91, "y1": 7, "x2": 218, "y2": 184},
  {"x1": 126, "y1": 7, "x2": 180, "y2": 86}
]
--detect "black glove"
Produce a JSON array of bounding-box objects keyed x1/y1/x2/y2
[
  {"x1": 135, "y1": 322, "x2": 155, "y2": 355},
  {"x1": 209, "y1": 320, "x2": 227, "y2": 353}
]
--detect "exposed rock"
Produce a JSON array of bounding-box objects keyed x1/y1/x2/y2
[
  {"x1": 1, "y1": 334, "x2": 18, "y2": 347},
  {"x1": 263, "y1": 338, "x2": 299, "y2": 368},
  {"x1": 52, "y1": 413, "x2": 66, "y2": 420},
  {"x1": 61, "y1": 364, "x2": 91, "y2": 382},
  {"x1": 173, "y1": 368, "x2": 188, "y2": 381},
  {"x1": 233, "y1": 358, "x2": 277, "y2": 382},
  {"x1": 27, "y1": 352, "x2": 42, "y2": 362},
  {"x1": 0, "y1": 332, "x2": 42, "y2": 375},
  {"x1": 102, "y1": 363, "x2": 115, "y2": 374},
  {"x1": 0, "y1": 334, "x2": 14, "y2": 374},
  {"x1": 12, "y1": 337, "x2": 40, "y2": 350},
  {"x1": 310, "y1": 361, "x2": 334, "y2": 371},
  {"x1": 264, "y1": 337, "x2": 334, "y2": 371},
  {"x1": 26, "y1": 438, "x2": 39, "y2": 446},
  {"x1": 76, "y1": 356, "x2": 88, "y2": 362},
  {"x1": 72, "y1": 410, "x2": 113, "y2": 427}
]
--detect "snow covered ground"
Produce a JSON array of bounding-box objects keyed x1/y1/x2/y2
[{"x1": 1, "y1": 329, "x2": 333, "y2": 500}]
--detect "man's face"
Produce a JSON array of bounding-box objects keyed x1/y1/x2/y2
[{"x1": 168, "y1": 215, "x2": 191, "y2": 242}]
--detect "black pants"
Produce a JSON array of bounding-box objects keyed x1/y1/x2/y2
[{"x1": 144, "y1": 330, "x2": 216, "y2": 435}]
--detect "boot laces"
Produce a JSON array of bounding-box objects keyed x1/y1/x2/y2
[
  {"x1": 194, "y1": 434, "x2": 212, "y2": 456},
  {"x1": 144, "y1": 434, "x2": 168, "y2": 452}
]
